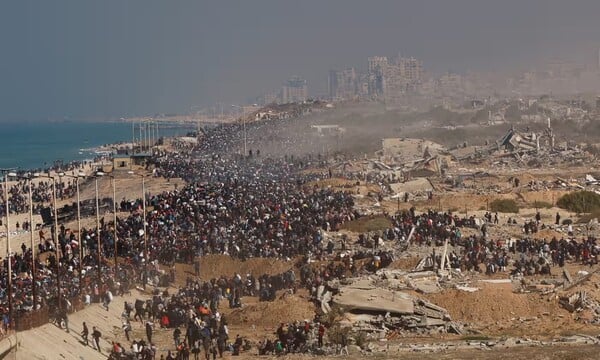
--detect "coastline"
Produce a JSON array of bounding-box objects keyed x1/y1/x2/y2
[{"x1": 0, "y1": 121, "x2": 196, "y2": 171}]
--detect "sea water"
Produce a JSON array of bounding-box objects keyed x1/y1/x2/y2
[{"x1": 0, "y1": 121, "x2": 196, "y2": 171}]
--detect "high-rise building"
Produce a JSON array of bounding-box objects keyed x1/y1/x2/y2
[
  {"x1": 399, "y1": 57, "x2": 423, "y2": 84},
  {"x1": 383, "y1": 63, "x2": 406, "y2": 102},
  {"x1": 368, "y1": 56, "x2": 389, "y2": 73},
  {"x1": 281, "y1": 76, "x2": 308, "y2": 104},
  {"x1": 328, "y1": 68, "x2": 358, "y2": 100},
  {"x1": 368, "y1": 56, "x2": 388, "y2": 96},
  {"x1": 328, "y1": 70, "x2": 339, "y2": 99},
  {"x1": 367, "y1": 55, "x2": 424, "y2": 102}
]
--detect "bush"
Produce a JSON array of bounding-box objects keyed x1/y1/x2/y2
[
  {"x1": 533, "y1": 201, "x2": 553, "y2": 209},
  {"x1": 557, "y1": 191, "x2": 600, "y2": 213},
  {"x1": 490, "y1": 199, "x2": 519, "y2": 213}
]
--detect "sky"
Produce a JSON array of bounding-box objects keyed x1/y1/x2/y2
[{"x1": 1, "y1": 0, "x2": 600, "y2": 121}]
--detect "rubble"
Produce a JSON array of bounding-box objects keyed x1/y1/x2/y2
[
  {"x1": 330, "y1": 275, "x2": 463, "y2": 336},
  {"x1": 559, "y1": 290, "x2": 600, "y2": 324},
  {"x1": 559, "y1": 291, "x2": 587, "y2": 312},
  {"x1": 405, "y1": 271, "x2": 442, "y2": 294}
]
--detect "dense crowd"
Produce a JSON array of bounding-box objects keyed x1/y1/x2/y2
[
  {"x1": 0, "y1": 119, "x2": 356, "y2": 352},
  {"x1": 0, "y1": 161, "x2": 90, "y2": 218},
  {"x1": 1, "y1": 116, "x2": 598, "y2": 358},
  {"x1": 367, "y1": 208, "x2": 599, "y2": 277}
]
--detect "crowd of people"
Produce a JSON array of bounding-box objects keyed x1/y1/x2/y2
[
  {"x1": 0, "y1": 118, "x2": 357, "y2": 356},
  {"x1": 0, "y1": 115, "x2": 598, "y2": 358},
  {"x1": 371, "y1": 208, "x2": 599, "y2": 277},
  {"x1": 0, "y1": 161, "x2": 90, "y2": 218}
]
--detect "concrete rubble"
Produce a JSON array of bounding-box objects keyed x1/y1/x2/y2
[
  {"x1": 324, "y1": 272, "x2": 464, "y2": 337},
  {"x1": 380, "y1": 334, "x2": 600, "y2": 354},
  {"x1": 559, "y1": 291, "x2": 600, "y2": 324}
]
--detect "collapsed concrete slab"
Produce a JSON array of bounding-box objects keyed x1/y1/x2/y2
[
  {"x1": 406, "y1": 271, "x2": 442, "y2": 293},
  {"x1": 331, "y1": 283, "x2": 462, "y2": 335},
  {"x1": 333, "y1": 286, "x2": 415, "y2": 314},
  {"x1": 389, "y1": 178, "x2": 434, "y2": 195}
]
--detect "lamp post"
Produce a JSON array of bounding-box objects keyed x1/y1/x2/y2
[
  {"x1": 94, "y1": 172, "x2": 103, "y2": 288},
  {"x1": 59, "y1": 172, "x2": 85, "y2": 295},
  {"x1": 231, "y1": 105, "x2": 247, "y2": 156},
  {"x1": 27, "y1": 174, "x2": 36, "y2": 311},
  {"x1": 52, "y1": 177, "x2": 60, "y2": 310},
  {"x1": 12, "y1": 173, "x2": 38, "y2": 311},
  {"x1": 107, "y1": 174, "x2": 118, "y2": 274},
  {"x1": 2, "y1": 169, "x2": 17, "y2": 329},
  {"x1": 34, "y1": 173, "x2": 61, "y2": 312},
  {"x1": 128, "y1": 171, "x2": 147, "y2": 289}
]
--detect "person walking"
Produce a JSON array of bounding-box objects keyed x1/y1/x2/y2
[
  {"x1": 124, "y1": 301, "x2": 133, "y2": 319},
  {"x1": 92, "y1": 326, "x2": 102, "y2": 353},
  {"x1": 123, "y1": 319, "x2": 132, "y2": 342},
  {"x1": 145, "y1": 319, "x2": 154, "y2": 344},
  {"x1": 60, "y1": 307, "x2": 69, "y2": 333},
  {"x1": 103, "y1": 290, "x2": 113, "y2": 311},
  {"x1": 317, "y1": 322, "x2": 325, "y2": 348},
  {"x1": 81, "y1": 322, "x2": 89, "y2": 346},
  {"x1": 173, "y1": 326, "x2": 181, "y2": 348}
]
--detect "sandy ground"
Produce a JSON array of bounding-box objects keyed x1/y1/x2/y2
[{"x1": 13, "y1": 288, "x2": 145, "y2": 359}]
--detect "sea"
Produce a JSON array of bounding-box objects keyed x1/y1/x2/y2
[{"x1": 0, "y1": 121, "x2": 197, "y2": 171}]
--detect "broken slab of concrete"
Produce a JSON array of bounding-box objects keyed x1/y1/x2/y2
[
  {"x1": 389, "y1": 178, "x2": 434, "y2": 195},
  {"x1": 560, "y1": 291, "x2": 586, "y2": 312},
  {"x1": 406, "y1": 271, "x2": 442, "y2": 293},
  {"x1": 563, "y1": 269, "x2": 573, "y2": 284},
  {"x1": 333, "y1": 286, "x2": 415, "y2": 314}
]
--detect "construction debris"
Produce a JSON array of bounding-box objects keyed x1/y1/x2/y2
[
  {"x1": 330, "y1": 276, "x2": 463, "y2": 336},
  {"x1": 560, "y1": 291, "x2": 587, "y2": 312}
]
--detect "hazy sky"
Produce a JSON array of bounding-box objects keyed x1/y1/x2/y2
[{"x1": 1, "y1": 0, "x2": 600, "y2": 121}]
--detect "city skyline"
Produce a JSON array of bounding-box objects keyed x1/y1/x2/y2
[{"x1": 3, "y1": 0, "x2": 600, "y2": 121}]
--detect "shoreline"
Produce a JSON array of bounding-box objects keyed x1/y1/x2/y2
[{"x1": 0, "y1": 122, "x2": 196, "y2": 173}]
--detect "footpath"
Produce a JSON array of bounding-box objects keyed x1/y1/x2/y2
[{"x1": 3, "y1": 289, "x2": 148, "y2": 360}]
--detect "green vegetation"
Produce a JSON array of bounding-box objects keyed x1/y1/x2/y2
[
  {"x1": 557, "y1": 191, "x2": 600, "y2": 213},
  {"x1": 340, "y1": 215, "x2": 392, "y2": 233},
  {"x1": 532, "y1": 201, "x2": 553, "y2": 209},
  {"x1": 490, "y1": 199, "x2": 519, "y2": 213}
]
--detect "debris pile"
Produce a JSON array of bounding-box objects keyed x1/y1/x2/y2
[
  {"x1": 559, "y1": 291, "x2": 600, "y2": 324},
  {"x1": 328, "y1": 275, "x2": 463, "y2": 337}
]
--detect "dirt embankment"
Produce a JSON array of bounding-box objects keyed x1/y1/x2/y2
[
  {"x1": 227, "y1": 289, "x2": 316, "y2": 329},
  {"x1": 422, "y1": 282, "x2": 599, "y2": 338},
  {"x1": 173, "y1": 255, "x2": 297, "y2": 285}
]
